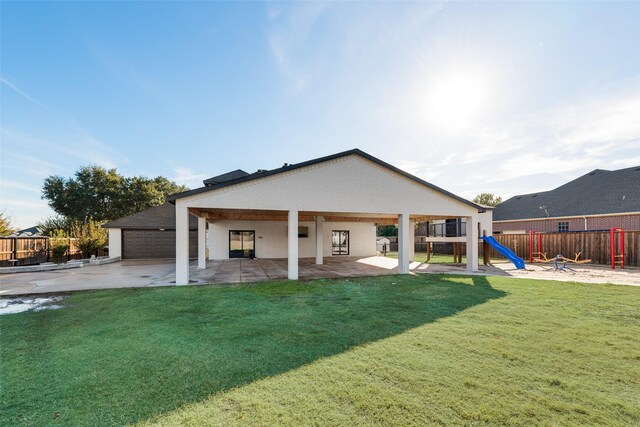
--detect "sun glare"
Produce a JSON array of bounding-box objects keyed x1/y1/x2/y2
[{"x1": 423, "y1": 72, "x2": 489, "y2": 132}]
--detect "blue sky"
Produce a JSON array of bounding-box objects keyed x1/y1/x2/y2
[{"x1": 2, "y1": 1, "x2": 639, "y2": 228}]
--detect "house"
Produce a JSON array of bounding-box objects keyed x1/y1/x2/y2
[
  {"x1": 8, "y1": 226, "x2": 43, "y2": 237},
  {"x1": 493, "y1": 166, "x2": 640, "y2": 234},
  {"x1": 105, "y1": 149, "x2": 490, "y2": 285}
]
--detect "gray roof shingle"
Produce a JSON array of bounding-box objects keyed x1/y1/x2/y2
[
  {"x1": 203, "y1": 169, "x2": 249, "y2": 186},
  {"x1": 102, "y1": 202, "x2": 197, "y2": 229},
  {"x1": 493, "y1": 166, "x2": 640, "y2": 221}
]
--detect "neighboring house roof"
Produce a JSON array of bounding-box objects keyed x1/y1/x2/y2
[
  {"x1": 203, "y1": 169, "x2": 250, "y2": 186},
  {"x1": 102, "y1": 202, "x2": 197, "y2": 229},
  {"x1": 8, "y1": 226, "x2": 43, "y2": 237},
  {"x1": 167, "y1": 148, "x2": 486, "y2": 211},
  {"x1": 494, "y1": 166, "x2": 640, "y2": 221}
]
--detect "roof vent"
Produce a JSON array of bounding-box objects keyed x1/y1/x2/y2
[
  {"x1": 531, "y1": 194, "x2": 537, "y2": 198},
  {"x1": 515, "y1": 196, "x2": 521, "y2": 199},
  {"x1": 588, "y1": 171, "x2": 596, "y2": 175}
]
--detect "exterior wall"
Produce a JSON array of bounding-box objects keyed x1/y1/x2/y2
[
  {"x1": 208, "y1": 220, "x2": 376, "y2": 259},
  {"x1": 494, "y1": 213, "x2": 640, "y2": 233},
  {"x1": 108, "y1": 228, "x2": 122, "y2": 258},
  {"x1": 179, "y1": 155, "x2": 479, "y2": 218}
]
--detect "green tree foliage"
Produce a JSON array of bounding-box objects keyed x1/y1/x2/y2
[
  {"x1": 72, "y1": 220, "x2": 108, "y2": 258},
  {"x1": 473, "y1": 193, "x2": 503, "y2": 207},
  {"x1": 0, "y1": 211, "x2": 16, "y2": 236},
  {"x1": 50, "y1": 229, "x2": 70, "y2": 263},
  {"x1": 377, "y1": 225, "x2": 398, "y2": 236},
  {"x1": 37, "y1": 215, "x2": 74, "y2": 237},
  {"x1": 42, "y1": 166, "x2": 188, "y2": 222}
]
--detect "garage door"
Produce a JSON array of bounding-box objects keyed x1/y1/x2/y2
[{"x1": 122, "y1": 230, "x2": 197, "y2": 259}]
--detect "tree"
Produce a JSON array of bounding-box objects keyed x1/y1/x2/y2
[
  {"x1": 0, "y1": 211, "x2": 16, "y2": 236},
  {"x1": 473, "y1": 193, "x2": 502, "y2": 207},
  {"x1": 377, "y1": 225, "x2": 398, "y2": 236},
  {"x1": 71, "y1": 220, "x2": 108, "y2": 258},
  {"x1": 42, "y1": 166, "x2": 188, "y2": 222},
  {"x1": 37, "y1": 215, "x2": 75, "y2": 237}
]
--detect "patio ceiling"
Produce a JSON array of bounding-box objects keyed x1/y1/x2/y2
[{"x1": 188, "y1": 207, "x2": 461, "y2": 225}]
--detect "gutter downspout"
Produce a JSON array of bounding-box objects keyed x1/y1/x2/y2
[{"x1": 583, "y1": 216, "x2": 587, "y2": 231}]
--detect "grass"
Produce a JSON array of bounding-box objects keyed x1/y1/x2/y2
[
  {"x1": 386, "y1": 251, "x2": 466, "y2": 264},
  {"x1": 0, "y1": 276, "x2": 638, "y2": 426}
]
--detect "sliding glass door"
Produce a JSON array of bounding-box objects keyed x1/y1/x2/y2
[
  {"x1": 229, "y1": 230, "x2": 255, "y2": 258},
  {"x1": 331, "y1": 230, "x2": 349, "y2": 255}
]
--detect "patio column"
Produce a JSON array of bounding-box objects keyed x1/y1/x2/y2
[
  {"x1": 315, "y1": 215, "x2": 324, "y2": 265},
  {"x1": 288, "y1": 209, "x2": 299, "y2": 280},
  {"x1": 175, "y1": 202, "x2": 190, "y2": 285},
  {"x1": 466, "y1": 215, "x2": 479, "y2": 272},
  {"x1": 409, "y1": 219, "x2": 415, "y2": 262},
  {"x1": 397, "y1": 213, "x2": 411, "y2": 274},
  {"x1": 197, "y1": 216, "x2": 206, "y2": 269},
  {"x1": 207, "y1": 221, "x2": 215, "y2": 260}
]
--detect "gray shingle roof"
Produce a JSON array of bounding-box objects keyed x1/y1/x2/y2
[
  {"x1": 203, "y1": 169, "x2": 249, "y2": 186},
  {"x1": 102, "y1": 203, "x2": 197, "y2": 229},
  {"x1": 493, "y1": 166, "x2": 640, "y2": 221}
]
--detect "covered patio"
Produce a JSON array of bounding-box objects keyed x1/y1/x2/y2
[
  {"x1": 168, "y1": 150, "x2": 489, "y2": 285},
  {"x1": 189, "y1": 255, "x2": 428, "y2": 284}
]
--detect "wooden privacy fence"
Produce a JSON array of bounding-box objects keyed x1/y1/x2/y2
[
  {"x1": 493, "y1": 231, "x2": 640, "y2": 267},
  {"x1": 0, "y1": 237, "x2": 108, "y2": 268}
]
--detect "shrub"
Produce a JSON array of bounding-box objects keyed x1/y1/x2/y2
[
  {"x1": 72, "y1": 220, "x2": 107, "y2": 258},
  {"x1": 50, "y1": 229, "x2": 70, "y2": 263}
]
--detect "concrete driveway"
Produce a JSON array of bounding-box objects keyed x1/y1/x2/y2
[{"x1": 0, "y1": 259, "x2": 177, "y2": 295}]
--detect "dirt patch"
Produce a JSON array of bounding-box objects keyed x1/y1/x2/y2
[{"x1": 492, "y1": 262, "x2": 640, "y2": 286}]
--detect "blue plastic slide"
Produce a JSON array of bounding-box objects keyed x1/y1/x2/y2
[{"x1": 482, "y1": 236, "x2": 525, "y2": 269}]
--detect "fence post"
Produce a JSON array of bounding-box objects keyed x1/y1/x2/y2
[{"x1": 12, "y1": 238, "x2": 17, "y2": 261}]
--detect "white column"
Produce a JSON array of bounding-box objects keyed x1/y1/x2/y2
[
  {"x1": 197, "y1": 216, "x2": 206, "y2": 269},
  {"x1": 175, "y1": 202, "x2": 190, "y2": 285},
  {"x1": 315, "y1": 215, "x2": 324, "y2": 265},
  {"x1": 207, "y1": 221, "x2": 215, "y2": 260},
  {"x1": 397, "y1": 213, "x2": 411, "y2": 274},
  {"x1": 107, "y1": 228, "x2": 122, "y2": 259},
  {"x1": 409, "y1": 220, "x2": 415, "y2": 262},
  {"x1": 466, "y1": 215, "x2": 479, "y2": 272},
  {"x1": 288, "y1": 209, "x2": 299, "y2": 280}
]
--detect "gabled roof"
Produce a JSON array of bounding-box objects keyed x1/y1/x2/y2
[
  {"x1": 102, "y1": 202, "x2": 197, "y2": 229},
  {"x1": 203, "y1": 169, "x2": 249, "y2": 186},
  {"x1": 167, "y1": 148, "x2": 485, "y2": 211},
  {"x1": 494, "y1": 166, "x2": 640, "y2": 221}
]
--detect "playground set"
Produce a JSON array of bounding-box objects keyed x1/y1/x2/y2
[
  {"x1": 419, "y1": 228, "x2": 627, "y2": 272},
  {"x1": 528, "y1": 228, "x2": 625, "y2": 270}
]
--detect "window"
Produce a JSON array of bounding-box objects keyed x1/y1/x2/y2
[
  {"x1": 332, "y1": 231, "x2": 349, "y2": 255},
  {"x1": 558, "y1": 222, "x2": 569, "y2": 232},
  {"x1": 298, "y1": 226, "x2": 309, "y2": 238}
]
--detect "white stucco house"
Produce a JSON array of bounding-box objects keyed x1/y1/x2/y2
[{"x1": 105, "y1": 149, "x2": 491, "y2": 285}]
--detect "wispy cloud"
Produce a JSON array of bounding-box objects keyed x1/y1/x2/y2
[
  {"x1": 0, "y1": 76, "x2": 47, "y2": 108},
  {"x1": 405, "y1": 77, "x2": 640, "y2": 200},
  {"x1": 172, "y1": 167, "x2": 208, "y2": 189},
  {"x1": 267, "y1": 2, "x2": 331, "y2": 94},
  {"x1": 88, "y1": 43, "x2": 161, "y2": 97},
  {"x1": 1, "y1": 126, "x2": 125, "y2": 170}
]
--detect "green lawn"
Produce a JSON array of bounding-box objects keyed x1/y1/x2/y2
[
  {"x1": 1, "y1": 276, "x2": 638, "y2": 426},
  {"x1": 386, "y1": 251, "x2": 466, "y2": 264}
]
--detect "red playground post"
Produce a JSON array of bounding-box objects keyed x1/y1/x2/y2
[
  {"x1": 610, "y1": 228, "x2": 625, "y2": 269},
  {"x1": 529, "y1": 230, "x2": 543, "y2": 263}
]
